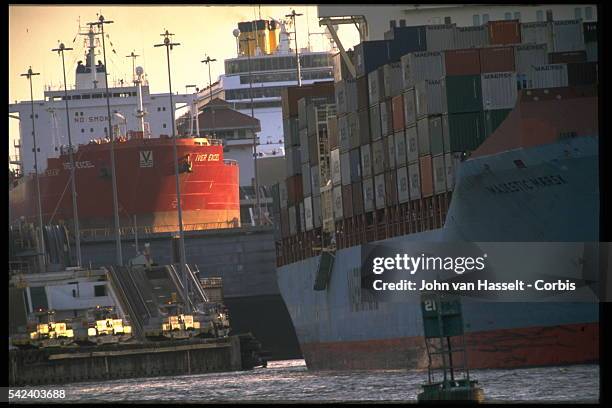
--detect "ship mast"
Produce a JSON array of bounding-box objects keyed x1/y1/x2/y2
[{"x1": 79, "y1": 25, "x2": 99, "y2": 88}]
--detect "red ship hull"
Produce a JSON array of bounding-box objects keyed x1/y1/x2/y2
[{"x1": 9, "y1": 137, "x2": 240, "y2": 232}]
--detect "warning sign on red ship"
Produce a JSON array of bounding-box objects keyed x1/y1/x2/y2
[{"x1": 139, "y1": 151, "x2": 153, "y2": 168}]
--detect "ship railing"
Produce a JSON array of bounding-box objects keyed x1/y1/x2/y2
[{"x1": 79, "y1": 221, "x2": 242, "y2": 240}]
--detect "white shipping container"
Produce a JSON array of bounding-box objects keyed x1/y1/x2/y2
[
  {"x1": 302, "y1": 163, "x2": 312, "y2": 197},
  {"x1": 333, "y1": 186, "x2": 344, "y2": 220},
  {"x1": 299, "y1": 128, "x2": 309, "y2": 163},
  {"x1": 403, "y1": 88, "x2": 417, "y2": 127},
  {"x1": 289, "y1": 205, "x2": 297, "y2": 235},
  {"x1": 520, "y1": 22, "x2": 553, "y2": 53},
  {"x1": 340, "y1": 151, "x2": 351, "y2": 186},
  {"x1": 528, "y1": 64, "x2": 568, "y2": 89},
  {"x1": 368, "y1": 68, "x2": 384, "y2": 104},
  {"x1": 372, "y1": 139, "x2": 385, "y2": 175},
  {"x1": 331, "y1": 149, "x2": 341, "y2": 186},
  {"x1": 408, "y1": 162, "x2": 421, "y2": 199},
  {"x1": 552, "y1": 20, "x2": 585, "y2": 52},
  {"x1": 386, "y1": 135, "x2": 396, "y2": 171},
  {"x1": 374, "y1": 174, "x2": 386, "y2": 210},
  {"x1": 426, "y1": 24, "x2": 456, "y2": 52},
  {"x1": 396, "y1": 166, "x2": 410, "y2": 203},
  {"x1": 415, "y1": 79, "x2": 445, "y2": 117},
  {"x1": 280, "y1": 181, "x2": 288, "y2": 209},
  {"x1": 454, "y1": 25, "x2": 488, "y2": 49},
  {"x1": 380, "y1": 101, "x2": 391, "y2": 137},
  {"x1": 394, "y1": 130, "x2": 407, "y2": 166},
  {"x1": 514, "y1": 44, "x2": 548, "y2": 75},
  {"x1": 432, "y1": 155, "x2": 447, "y2": 194},
  {"x1": 401, "y1": 51, "x2": 446, "y2": 89},
  {"x1": 481, "y1": 72, "x2": 518, "y2": 110},
  {"x1": 383, "y1": 62, "x2": 403, "y2": 98},
  {"x1": 311, "y1": 165, "x2": 321, "y2": 196},
  {"x1": 338, "y1": 114, "x2": 350, "y2": 152},
  {"x1": 313, "y1": 195, "x2": 322, "y2": 228},
  {"x1": 360, "y1": 144, "x2": 373, "y2": 178},
  {"x1": 405, "y1": 125, "x2": 419, "y2": 164},
  {"x1": 444, "y1": 152, "x2": 458, "y2": 191},
  {"x1": 362, "y1": 177, "x2": 375, "y2": 212},
  {"x1": 304, "y1": 196, "x2": 313, "y2": 231}
]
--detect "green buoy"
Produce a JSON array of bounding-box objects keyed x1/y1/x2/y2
[{"x1": 417, "y1": 292, "x2": 484, "y2": 403}]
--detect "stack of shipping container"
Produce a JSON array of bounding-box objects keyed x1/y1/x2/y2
[{"x1": 275, "y1": 17, "x2": 597, "y2": 266}]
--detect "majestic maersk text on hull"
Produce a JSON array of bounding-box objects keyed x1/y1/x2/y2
[
  {"x1": 9, "y1": 136, "x2": 240, "y2": 231},
  {"x1": 277, "y1": 136, "x2": 599, "y2": 370}
]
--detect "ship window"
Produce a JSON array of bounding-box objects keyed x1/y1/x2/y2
[
  {"x1": 504, "y1": 12, "x2": 512, "y2": 20},
  {"x1": 80, "y1": 112, "x2": 84, "y2": 116},
  {"x1": 82, "y1": 94, "x2": 90, "y2": 100},
  {"x1": 72, "y1": 95, "x2": 81, "y2": 100},
  {"x1": 93, "y1": 93, "x2": 103, "y2": 99},
  {"x1": 90, "y1": 128, "x2": 94, "y2": 132},
  {"x1": 473, "y1": 15, "x2": 480, "y2": 26},
  {"x1": 75, "y1": 112, "x2": 79, "y2": 117},
  {"x1": 81, "y1": 129, "x2": 85, "y2": 133},
  {"x1": 390, "y1": 20, "x2": 396, "y2": 29},
  {"x1": 94, "y1": 285, "x2": 106, "y2": 297},
  {"x1": 482, "y1": 14, "x2": 490, "y2": 24},
  {"x1": 514, "y1": 12, "x2": 521, "y2": 21},
  {"x1": 163, "y1": 107, "x2": 166, "y2": 111},
  {"x1": 585, "y1": 7, "x2": 593, "y2": 20},
  {"x1": 536, "y1": 10, "x2": 544, "y2": 22},
  {"x1": 163, "y1": 123, "x2": 167, "y2": 128},
  {"x1": 399, "y1": 19, "x2": 406, "y2": 27},
  {"x1": 157, "y1": 107, "x2": 161, "y2": 111},
  {"x1": 444, "y1": 16, "x2": 451, "y2": 24},
  {"x1": 546, "y1": 10, "x2": 553, "y2": 22},
  {"x1": 574, "y1": 8, "x2": 582, "y2": 20}
]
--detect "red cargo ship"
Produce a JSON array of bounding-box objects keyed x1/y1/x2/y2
[{"x1": 9, "y1": 133, "x2": 240, "y2": 232}]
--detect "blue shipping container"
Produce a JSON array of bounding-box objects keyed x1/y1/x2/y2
[{"x1": 355, "y1": 40, "x2": 392, "y2": 77}]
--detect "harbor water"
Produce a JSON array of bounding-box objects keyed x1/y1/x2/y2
[{"x1": 20, "y1": 360, "x2": 599, "y2": 403}]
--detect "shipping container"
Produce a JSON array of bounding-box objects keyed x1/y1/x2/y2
[
  {"x1": 288, "y1": 205, "x2": 297, "y2": 236},
  {"x1": 432, "y1": 155, "x2": 446, "y2": 194},
  {"x1": 313, "y1": 195, "x2": 322, "y2": 228},
  {"x1": 280, "y1": 180, "x2": 288, "y2": 209},
  {"x1": 392, "y1": 94, "x2": 405, "y2": 131},
  {"x1": 369, "y1": 104, "x2": 382, "y2": 141},
  {"x1": 426, "y1": 24, "x2": 456, "y2": 52},
  {"x1": 405, "y1": 125, "x2": 419, "y2": 164},
  {"x1": 281, "y1": 82, "x2": 335, "y2": 119},
  {"x1": 297, "y1": 98, "x2": 308, "y2": 129},
  {"x1": 385, "y1": 171, "x2": 398, "y2": 206},
  {"x1": 362, "y1": 177, "x2": 375, "y2": 212},
  {"x1": 348, "y1": 112, "x2": 360, "y2": 150},
  {"x1": 368, "y1": 67, "x2": 385, "y2": 104},
  {"x1": 520, "y1": 22, "x2": 553, "y2": 52},
  {"x1": 383, "y1": 62, "x2": 403, "y2": 98},
  {"x1": 340, "y1": 151, "x2": 351, "y2": 186},
  {"x1": 585, "y1": 42, "x2": 598, "y2": 63},
  {"x1": 394, "y1": 130, "x2": 407, "y2": 167},
  {"x1": 583, "y1": 22, "x2": 598, "y2": 43},
  {"x1": 349, "y1": 148, "x2": 361, "y2": 183},
  {"x1": 371, "y1": 139, "x2": 385, "y2": 175},
  {"x1": 374, "y1": 174, "x2": 386, "y2": 210},
  {"x1": 480, "y1": 46, "x2": 515, "y2": 73},
  {"x1": 356, "y1": 75, "x2": 369, "y2": 111},
  {"x1": 309, "y1": 132, "x2": 320, "y2": 166},
  {"x1": 549, "y1": 50, "x2": 587, "y2": 64},
  {"x1": 514, "y1": 44, "x2": 548, "y2": 75},
  {"x1": 301, "y1": 163, "x2": 312, "y2": 197},
  {"x1": 552, "y1": 20, "x2": 585, "y2": 52},
  {"x1": 444, "y1": 152, "x2": 458, "y2": 191},
  {"x1": 299, "y1": 128, "x2": 309, "y2": 163},
  {"x1": 380, "y1": 99, "x2": 393, "y2": 137},
  {"x1": 403, "y1": 88, "x2": 417, "y2": 127},
  {"x1": 352, "y1": 181, "x2": 365, "y2": 215},
  {"x1": 346, "y1": 79, "x2": 358, "y2": 113},
  {"x1": 416, "y1": 117, "x2": 431, "y2": 156},
  {"x1": 354, "y1": 40, "x2": 391, "y2": 77},
  {"x1": 385, "y1": 135, "x2": 396, "y2": 171},
  {"x1": 304, "y1": 196, "x2": 313, "y2": 231},
  {"x1": 311, "y1": 165, "x2": 321, "y2": 196},
  {"x1": 483, "y1": 109, "x2": 512, "y2": 138},
  {"x1": 396, "y1": 166, "x2": 410, "y2": 203},
  {"x1": 419, "y1": 155, "x2": 434, "y2": 198},
  {"x1": 442, "y1": 112, "x2": 486, "y2": 152},
  {"x1": 298, "y1": 202, "x2": 305, "y2": 233},
  {"x1": 386, "y1": 26, "x2": 427, "y2": 60},
  {"x1": 444, "y1": 48, "x2": 481, "y2": 76},
  {"x1": 487, "y1": 20, "x2": 521, "y2": 45},
  {"x1": 285, "y1": 145, "x2": 301, "y2": 176},
  {"x1": 358, "y1": 108, "x2": 371, "y2": 145},
  {"x1": 442, "y1": 74, "x2": 483, "y2": 114},
  {"x1": 408, "y1": 162, "x2": 421, "y2": 200},
  {"x1": 286, "y1": 174, "x2": 304, "y2": 206},
  {"x1": 331, "y1": 148, "x2": 341, "y2": 186},
  {"x1": 427, "y1": 116, "x2": 444, "y2": 156},
  {"x1": 338, "y1": 114, "x2": 350, "y2": 153},
  {"x1": 333, "y1": 185, "x2": 343, "y2": 220},
  {"x1": 342, "y1": 184, "x2": 353, "y2": 219},
  {"x1": 481, "y1": 72, "x2": 518, "y2": 110},
  {"x1": 567, "y1": 62, "x2": 598, "y2": 86},
  {"x1": 454, "y1": 25, "x2": 488, "y2": 49},
  {"x1": 334, "y1": 81, "x2": 348, "y2": 115},
  {"x1": 283, "y1": 116, "x2": 300, "y2": 147},
  {"x1": 333, "y1": 49, "x2": 354, "y2": 83},
  {"x1": 415, "y1": 79, "x2": 445, "y2": 117},
  {"x1": 280, "y1": 207, "x2": 289, "y2": 238},
  {"x1": 328, "y1": 116, "x2": 339, "y2": 149},
  {"x1": 527, "y1": 64, "x2": 568, "y2": 89},
  {"x1": 360, "y1": 143, "x2": 373, "y2": 179},
  {"x1": 401, "y1": 51, "x2": 446, "y2": 89}
]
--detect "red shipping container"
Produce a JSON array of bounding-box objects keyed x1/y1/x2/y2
[
  {"x1": 549, "y1": 51, "x2": 587, "y2": 64},
  {"x1": 286, "y1": 174, "x2": 303, "y2": 206},
  {"x1": 391, "y1": 95, "x2": 405, "y2": 132},
  {"x1": 487, "y1": 20, "x2": 521, "y2": 45},
  {"x1": 419, "y1": 155, "x2": 434, "y2": 198},
  {"x1": 480, "y1": 46, "x2": 515, "y2": 73},
  {"x1": 444, "y1": 49, "x2": 481, "y2": 76},
  {"x1": 352, "y1": 181, "x2": 364, "y2": 216},
  {"x1": 342, "y1": 184, "x2": 354, "y2": 218}
]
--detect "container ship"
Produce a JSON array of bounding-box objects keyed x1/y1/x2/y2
[{"x1": 273, "y1": 16, "x2": 599, "y2": 369}]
